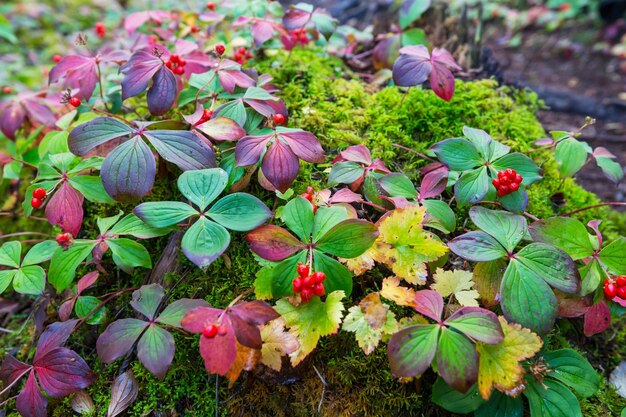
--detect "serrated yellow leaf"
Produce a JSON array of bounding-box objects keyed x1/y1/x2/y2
[
  {"x1": 343, "y1": 305, "x2": 397, "y2": 355},
  {"x1": 431, "y1": 268, "x2": 480, "y2": 307},
  {"x1": 274, "y1": 290, "x2": 345, "y2": 366},
  {"x1": 380, "y1": 276, "x2": 416, "y2": 307},
  {"x1": 260, "y1": 318, "x2": 299, "y2": 372},
  {"x1": 476, "y1": 316, "x2": 543, "y2": 400}
]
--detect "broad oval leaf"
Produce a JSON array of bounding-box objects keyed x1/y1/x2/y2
[
  {"x1": 146, "y1": 66, "x2": 177, "y2": 115},
  {"x1": 491, "y1": 152, "x2": 543, "y2": 185},
  {"x1": 34, "y1": 347, "x2": 96, "y2": 397},
  {"x1": 524, "y1": 377, "x2": 582, "y2": 417},
  {"x1": 137, "y1": 324, "x2": 175, "y2": 379},
  {"x1": 315, "y1": 219, "x2": 378, "y2": 259},
  {"x1": 130, "y1": 284, "x2": 164, "y2": 321},
  {"x1": 246, "y1": 225, "x2": 304, "y2": 262},
  {"x1": 181, "y1": 217, "x2": 230, "y2": 269},
  {"x1": 392, "y1": 45, "x2": 432, "y2": 86},
  {"x1": 529, "y1": 217, "x2": 595, "y2": 260},
  {"x1": 516, "y1": 243, "x2": 580, "y2": 294},
  {"x1": 436, "y1": 327, "x2": 479, "y2": 393},
  {"x1": 134, "y1": 202, "x2": 197, "y2": 228},
  {"x1": 107, "y1": 371, "x2": 139, "y2": 417},
  {"x1": 12, "y1": 265, "x2": 45, "y2": 295},
  {"x1": 543, "y1": 348, "x2": 600, "y2": 398},
  {"x1": 96, "y1": 318, "x2": 148, "y2": 363},
  {"x1": 432, "y1": 138, "x2": 483, "y2": 171},
  {"x1": 68, "y1": 117, "x2": 133, "y2": 156},
  {"x1": 448, "y1": 231, "x2": 507, "y2": 262},
  {"x1": 431, "y1": 378, "x2": 484, "y2": 414},
  {"x1": 101, "y1": 137, "x2": 156, "y2": 201},
  {"x1": 48, "y1": 242, "x2": 97, "y2": 292},
  {"x1": 177, "y1": 168, "x2": 228, "y2": 212},
  {"x1": 454, "y1": 167, "x2": 490, "y2": 205},
  {"x1": 328, "y1": 161, "x2": 364, "y2": 186},
  {"x1": 469, "y1": 206, "x2": 527, "y2": 253},
  {"x1": 444, "y1": 307, "x2": 504, "y2": 344},
  {"x1": 45, "y1": 181, "x2": 84, "y2": 237},
  {"x1": 207, "y1": 193, "x2": 272, "y2": 231},
  {"x1": 143, "y1": 130, "x2": 216, "y2": 170},
  {"x1": 414, "y1": 289, "x2": 444, "y2": 322},
  {"x1": 388, "y1": 324, "x2": 439, "y2": 377}
]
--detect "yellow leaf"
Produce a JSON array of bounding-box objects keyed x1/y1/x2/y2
[
  {"x1": 343, "y1": 303, "x2": 398, "y2": 355},
  {"x1": 380, "y1": 276, "x2": 417, "y2": 307},
  {"x1": 340, "y1": 249, "x2": 376, "y2": 276},
  {"x1": 431, "y1": 268, "x2": 480, "y2": 307},
  {"x1": 225, "y1": 342, "x2": 260, "y2": 387},
  {"x1": 260, "y1": 318, "x2": 299, "y2": 372},
  {"x1": 476, "y1": 316, "x2": 543, "y2": 400},
  {"x1": 473, "y1": 259, "x2": 506, "y2": 308}
]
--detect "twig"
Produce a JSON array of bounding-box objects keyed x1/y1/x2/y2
[
  {"x1": 391, "y1": 143, "x2": 435, "y2": 162},
  {"x1": 0, "y1": 232, "x2": 52, "y2": 239},
  {"x1": 215, "y1": 375, "x2": 219, "y2": 417},
  {"x1": 561, "y1": 202, "x2": 626, "y2": 217},
  {"x1": 475, "y1": 200, "x2": 539, "y2": 221},
  {"x1": 312, "y1": 365, "x2": 327, "y2": 414}
]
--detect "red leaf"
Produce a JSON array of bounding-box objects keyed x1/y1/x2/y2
[
  {"x1": 334, "y1": 144, "x2": 372, "y2": 165},
  {"x1": 584, "y1": 301, "x2": 611, "y2": 337},
  {"x1": 34, "y1": 320, "x2": 77, "y2": 362},
  {"x1": 282, "y1": 6, "x2": 312, "y2": 30},
  {"x1": 414, "y1": 290, "x2": 444, "y2": 323},
  {"x1": 262, "y1": 139, "x2": 300, "y2": 192},
  {"x1": 16, "y1": 370, "x2": 47, "y2": 417},
  {"x1": 420, "y1": 165, "x2": 449, "y2": 200},
  {"x1": 251, "y1": 20, "x2": 275, "y2": 46},
  {"x1": 246, "y1": 225, "x2": 304, "y2": 261},
  {"x1": 228, "y1": 301, "x2": 279, "y2": 349},
  {"x1": 0, "y1": 355, "x2": 31, "y2": 385},
  {"x1": 280, "y1": 130, "x2": 325, "y2": 163},
  {"x1": 34, "y1": 347, "x2": 96, "y2": 397},
  {"x1": 429, "y1": 62, "x2": 455, "y2": 102},
  {"x1": 45, "y1": 181, "x2": 84, "y2": 237},
  {"x1": 48, "y1": 55, "x2": 98, "y2": 100}
]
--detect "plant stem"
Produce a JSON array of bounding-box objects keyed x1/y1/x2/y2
[
  {"x1": 561, "y1": 202, "x2": 626, "y2": 217},
  {"x1": 0, "y1": 231, "x2": 52, "y2": 239},
  {"x1": 75, "y1": 288, "x2": 136, "y2": 328},
  {"x1": 391, "y1": 143, "x2": 435, "y2": 161},
  {"x1": 194, "y1": 68, "x2": 218, "y2": 105},
  {"x1": 96, "y1": 61, "x2": 110, "y2": 112},
  {"x1": 11, "y1": 157, "x2": 37, "y2": 169},
  {"x1": 476, "y1": 200, "x2": 539, "y2": 221}
]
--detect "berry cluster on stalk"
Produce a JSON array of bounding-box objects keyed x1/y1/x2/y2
[
  {"x1": 165, "y1": 54, "x2": 186, "y2": 75},
  {"x1": 290, "y1": 28, "x2": 310, "y2": 45},
  {"x1": 292, "y1": 262, "x2": 326, "y2": 302},
  {"x1": 233, "y1": 47, "x2": 252, "y2": 64},
  {"x1": 492, "y1": 168, "x2": 523, "y2": 197},
  {"x1": 30, "y1": 187, "x2": 47, "y2": 209},
  {"x1": 604, "y1": 276, "x2": 626, "y2": 300}
]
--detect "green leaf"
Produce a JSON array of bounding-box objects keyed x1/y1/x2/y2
[
  {"x1": 432, "y1": 138, "x2": 483, "y2": 171},
  {"x1": 491, "y1": 153, "x2": 542, "y2": 185},
  {"x1": 378, "y1": 173, "x2": 418, "y2": 199},
  {"x1": 311, "y1": 206, "x2": 349, "y2": 242},
  {"x1": 137, "y1": 324, "x2": 175, "y2": 379},
  {"x1": 243, "y1": 86, "x2": 279, "y2": 101},
  {"x1": 595, "y1": 156, "x2": 624, "y2": 183},
  {"x1": 75, "y1": 295, "x2": 107, "y2": 325},
  {"x1": 274, "y1": 290, "x2": 345, "y2": 366},
  {"x1": 48, "y1": 242, "x2": 97, "y2": 292},
  {"x1": 500, "y1": 260, "x2": 557, "y2": 334},
  {"x1": 0, "y1": 241, "x2": 21, "y2": 268},
  {"x1": 315, "y1": 219, "x2": 378, "y2": 259},
  {"x1": 524, "y1": 377, "x2": 582, "y2": 417},
  {"x1": 498, "y1": 187, "x2": 529, "y2": 214},
  {"x1": 22, "y1": 240, "x2": 57, "y2": 266},
  {"x1": 436, "y1": 327, "x2": 479, "y2": 392},
  {"x1": 109, "y1": 213, "x2": 172, "y2": 239},
  {"x1": 515, "y1": 243, "x2": 580, "y2": 294},
  {"x1": 207, "y1": 193, "x2": 271, "y2": 231},
  {"x1": 599, "y1": 237, "x2": 626, "y2": 274},
  {"x1": 388, "y1": 324, "x2": 439, "y2": 377},
  {"x1": 280, "y1": 196, "x2": 314, "y2": 243},
  {"x1": 463, "y1": 126, "x2": 509, "y2": 162},
  {"x1": 0, "y1": 15, "x2": 17, "y2": 43},
  {"x1": 555, "y1": 138, "x2": 589, "y2": 178},
  {"x1": 69, "y1": 175, "x2": 115, "y2": 204},
  {"x1": 454, "y1": 167, "x2": 490, "y2": 205},
  {"x1": 470, "y1": 206, "x2": 527, "y2": 253},
  {"x1": 401, "y1": 28, "x2": 428, "y2": 46},
  {"x1": 12, "y1": 266, "x2": 45, "y2": 295},
  {"x1": 156, "y1": 299, "x2": 210, "y2": 327},
  {"x1": 448, "y1": 231, "x2": 507, "y2": 262},
  {"x1": 399, "y1": 0, "x2": 432, "y2": 29},
  {"x1": 579, "y1": 259, "x2": 603, "y2": 296},
  {"x1": 269, "y1": 251, "x2": 308, "y2": 298},
  {"x1": 39, "y1": 131, "x2": 69, "y2": 157},
  {"x1": 133, "y1": 202, "x2": 197, "y2": 228},
  {"x1": 177, "y1": 168, "x2": 228, "y2": 212},
  {"x1": 422, "y1": 199, "x2": 456, "y2": 233},
  {"x1": 431, "y1": 378, "x2": 484, "y2": 414},
  {"x1": 0, "y1": 270, "x2": 16, "y2": 294},
  {"x1": 181, "y1": 217, "x2": 230, "y2": 269},
  {"x1": 543, "y1": 349, "x2": 600, "y2": 398},
  {"x1": 107, "y1": 238, "x2": 152, "y2": 272},
  {"x1": 97, "y1": 211, "x2": 125, "y2": 235},
  {"x1": 313, "y1": 251, "x2": 354, "y2": 296},
  {"x1": 475, "y1": 391, "x2": 523, "y2": 417},
  {"x1": 328, "y1": 161, "x2": 364, "y2": 186},
  {"x1": 529, "y1": 217, "x2": 595, "y2": 260}
]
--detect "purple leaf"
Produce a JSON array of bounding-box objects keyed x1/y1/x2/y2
[
  {"x1": 262, "y1": 139, "x2": 300, "y2": 192},
  {"x1": 587, "y1": 220, "x2": 603, "y2": 248},
  {"x1": 228, "y1": 301, "x2": 279, "y2": 349},
  {"x1": 0, "y1": 101, "x2": 25, "y2": 140},
  {"x1": 246, "y1": 225, "x2": 305, "y2": 261},
  {"x1": 329, "y1": 188, "x2": 363, "y2": 204},
  {"x1": 68, "y1": 117, "x2": 133, "y2": 156},
  {"x1": 279, "y1": 130, "x2": 325, "y2": 163},
  {"x1": 77, "y1": 271, "x2": 99, "y2": 294},
  {"x1": 196, "y1": 117, "x2": 246, "y2": 141},
  {"x1": 0, "y1": 355, "x2": 31, "y2": 385},
  {"x1": 444, "y1": 307, "x2": 504, "y2": 344},
  {"x1": 124, "y1": 10, "x2": 171, "y2": 33},
  {"x1": 584, "y1": 301, "x2": 611, "y2": 337},
  {"x1": 283, "y1": 6, "x2": 312, "y2": 30},
  {"x1": 107, "y1": 371, "x2": 139, "y2": 417},
  {"x1": 44, "y1": 181, "x2": 84, "y2": 237},
  {"x1": 235, "y1": 134, "x2": 272, "y2": 166},
  {"x1": 147, "y1": 66, "x2": 177, "y2": 115},
  {"x1": 34, "y1": 319, "x2": 77, "y2": 361},
  {"x1": 97, "y1": 318, "x2": 148, "y2": 363},
  {"x1": 16, "y1": 370, "x2": 47, "y2": 417},
  {"x1": 430, "y1": 62, "x2": 455, "y2": 102},
  {"x1": 136, "y1": 324, "x2": 174, "y2": 379},
  {"x1": 34, "y1": 347, "x2": 96, "y2": 397},
  {"x1": 388, "y1": 324, "x2": 439, "y2": 377},
  {"x1": 431, "y1": 48, "x2": 461, "y2": 71},
  {"x1": 392, "y1": 45, "x2": 432, "y2": 87},
  {"x1": 143, "y1": 130, "x2": 216, "y2": 170},
  {"x1": 101, "y1": 136, "x2": 156, "y2": 201},
  {"x1": 156, "y1": 298, "x2": 211, "y2": 327},
  {"x1": 414, "y1": 290, "x2": 444, "y2": 323},
  {"x1": 334, "y1": 144, "x2": 372, "y2": 165},
  {"x1": 48, "y1": 55, "x2": 98, "y2": 100},
  {"x1": 130, "y1": 284, "x2": 164, "y2": 321},
  {"x1": 120, "y1": 50, "x2": 164, "y2": 100},
  {"x1": 251, "y1": 20, "x2": 275, "y2": 45},
  {"x1": 420, "y1": 165, "x2": 449, "y2": 200},
  {"x1": 216, "y1": 60, "x2": 255, "y2": 93}
]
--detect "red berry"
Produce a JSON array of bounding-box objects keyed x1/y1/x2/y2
[
  {"x1": 215, "y1": 44, "x2": 225, "y2": 55},
  {"x1": 53, "y1": 54, "x2": 62, "y2": 63},
  {"x1": 178, "y1": 58, "x2": 186, "y2": 67},
  {"x1": 2, "y1": 86, "x2": 11, "y2": 94},
  {"x1": 237, "y1": 47, "x2": 246, "y2": 54},
  {"x1": 492, "y1": 178, "x2": 500, "y2": 187},
  {"x1": 616, "y1": 276, "x2": 626, "y2": 287},
  {"x1": 300, "y1": 192, "x2": 313, "y2": 202},
  {"x1": 292, "y1": 276, "x2": 303, "y2": 293},
  {"x1": 505, "y1": 168, "x2": 515, "y2": 176},
  {"x1": 174, "y1": 66, "x2": 185, "y2": 75},
  {"x1": 312, "y1": 271, "x2": 326, "y2": 284},
  {"x1": 69, "y1": 97, "x2": 81, "y2": 107},
  {"x1": 170, "y1": 54, "x2": 180, "y2": 63},
  {"x1": 165, "y1": 60, "x2": 173, "y2": 69},
  {"x1": 56, "y1": 233, "x2": 72, "y2": 245},
  {"x1": 497, "y1": 171, "x2": 506, "y2": 178},
  {"x1": 202, "y1": 324, "x2": 218, "y2": 338},
  {"x1": 206, "y1": 2, "x2": 216, "y2": 10},
  {"x1": 303, "y1": 275, "x2": 315, "y2": 288},
  {"x1": 297, "y1": 262, "x2": 310, "y2": 277},
  {"x1": 603, "y1": 279, "x2": 612, "y2": 286},
  {"x1": 301, "y1": 287, "x2": 313, "y2": 302},
  {"x1": 509, "y1": 182, "x2": 520, "y2": 192},
  {"x1": 298, "y1": 34, "x2": 309, "y2": 43},
  {"x1": 95, "y1": 22, "x2": 105, "y2": 38},
  {"x1": 499, "y1": 175, "x2": 509, "y2": 184},
  {"x1": 273, "y1": 113, "x2": 286, "y2": 125},
  {"x1": 190, "y1": 26, "x2": 199, "y2": 33},
  {"x1": 514, "y1": 174, "x2": 523, "y2": 183},
  {"x1": 618, "y1": 286, "x2": 626, "y2": 299},
  {"x1": 217, "y1": 324, "x2": 227, "y2": 336},
  {"x1": 33, "y1": 188, "x2": 47, "y2": 199},
  {"x1": 313, "y1": 282, "x2": 325, "y2": 296},
  {"x1": 604, "y1": 283, "x2": 618, "y2": 299},
  {"x1": 30, "y1": 197, "x2": 43, "y2": 208}
]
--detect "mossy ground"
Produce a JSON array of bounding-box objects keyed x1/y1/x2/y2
[{"x1": 2, "y1": 47, "x2": 626, "y2": 416}]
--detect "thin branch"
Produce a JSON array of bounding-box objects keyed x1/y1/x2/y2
[
  {"x1": 0, "y1": 232, "x2": 52, "y2": 240},
  {"x1": 475, "y1": 200, "x2": 539, "y2": 221},
  {"x1": 561, "y1": 202, "x2": 626, "y2": 217},
  {"x1": 312, "y1": 365, "x2": 327, "y2": 414},
  {"x1": 392, "y1": 143, "x2": 435, "y2": 162}
]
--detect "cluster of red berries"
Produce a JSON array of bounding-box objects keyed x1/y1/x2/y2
[
  {"x1": 56, "y1": 233, "x2": 73, "y2": 248},
  {"x1": 215, "y1": 44, "x2": 225, "y2": 56},
  {"x1": 603, "y1": 276, "x2": 626, "y2": 300},
  {"x1": 290, "y1": 28, "x2": 310, "y2": 45},
  {"x1": 202, "y1": 322, "x2": 228, "y2": 338},
  {"x1": 30, "y1": 187, "x2": 47, "y2": 209},
  {"x1": 492, "y1": 168, "x2": 523, "y2": 197},
  {"x1": 273, "y1": 113, "x2": 286, "y2": 126},
  {"x1": 95, "y1": 22, "x2": 106, "y2": 39},
  {"x1": 300, "y1": 186, "x2": 318, "y2": 213},
  {"x1": 292, "y1": 263, "x2": 326, "y2": 302},
  {"x1": 2, "y1": 86, "x2": 11, "y2": 94},
  {"x1": 196, "y1": 109, "x2": 213, "y2": 126},
  {"x1": 233, "y1": 47, "x2": 253, "y2": 65},
  {"x1": 165, "y1": 54, "x2": 186, "y2": 75},
  {"x1": 206, "y1": 2, "x2": 216, "y2": 10}
]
